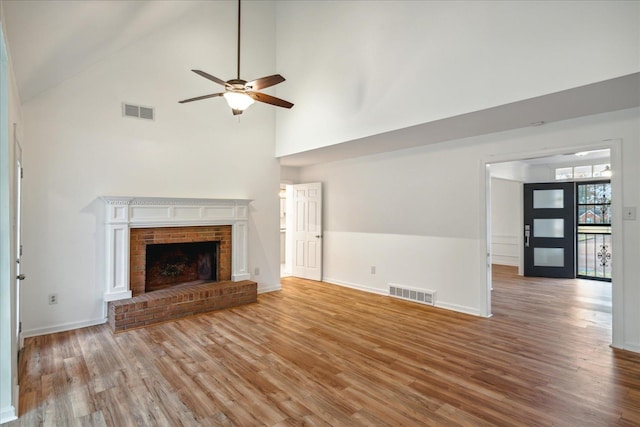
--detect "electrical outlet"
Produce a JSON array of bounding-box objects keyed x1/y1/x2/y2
[
  {"x1": 254, "y1": 267, "x2": 260, "y2": 276},
  {"x1": 370, "y1": 266, "x2": 376, "y2": 274},
  {"x1": 48, "y1": 294, "x2": 58, "y2": 305}
]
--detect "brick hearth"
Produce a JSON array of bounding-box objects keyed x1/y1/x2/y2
[{"x1": 108, "y1": 280, "x2": 257, "y2": 333}]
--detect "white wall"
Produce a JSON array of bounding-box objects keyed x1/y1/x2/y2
[
  {"x1": 490, "y1": 178, "x2": 522, "y2": 267},
  {"x1": 0, "y1": 9, "x2": 23, "y2": 423},
  {"x1": 489, "y1": 161, "x2": 530, "y2": 182},
  {"x1": 18, "y1": 1, "x2": 282, "y2": 337},
  {"x1": 280, "y1": 165, "x2": 300, "y2": 183},
  {"x1": 298, "y1": 107, "x2": 640, "y2": 351},
  {"x1": 275, "y1": 1, "x2": 640, "y2": 157}
]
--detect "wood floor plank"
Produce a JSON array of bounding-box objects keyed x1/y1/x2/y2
[{"x1": 8, "y1": 265, "x2": 640, "y2": 426}]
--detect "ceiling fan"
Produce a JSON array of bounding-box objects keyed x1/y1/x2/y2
[{"x1": 179, "y1": 0, "x2": 293, "y2": 115}]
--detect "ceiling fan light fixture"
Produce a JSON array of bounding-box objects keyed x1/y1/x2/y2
[
  {"x1": 178, "y1": 0, "x2": 293, "y2": 113},
  {"x1": 223, "y1": 91, "x2": 254, "y2": 112}
]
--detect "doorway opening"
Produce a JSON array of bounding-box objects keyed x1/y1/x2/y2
[
  {"x1": 485, "y1": 143, "x2": 621, "y2": 347},
  {"x1": 279, "y1": 182, "x2": 323, "y2": 281}
]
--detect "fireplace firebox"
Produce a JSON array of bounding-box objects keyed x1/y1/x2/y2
[{"x1": 145, "y1": 241, "x2": 219, "y2": 292}]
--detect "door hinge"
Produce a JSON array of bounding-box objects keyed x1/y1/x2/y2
[
  {"x1": 20, "y1": 167, "x2": 23, "y2": 179},
  {"x1": 19, "y1": 322, "x2": 22, "y2": 333},
  {"x1": 20, "y1": 244, "x2": 23, "y2": 257}
]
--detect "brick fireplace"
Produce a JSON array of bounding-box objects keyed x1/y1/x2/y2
[{"x1": 101, "y1": 197, "x2": 256, "y2": 332}]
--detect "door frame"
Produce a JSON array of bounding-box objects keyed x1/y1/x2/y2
[
  {"x1": 0, "y1": 21, "x2": 19, "y2": 423},
  {"x1": 481, "y1": 139, "x2": 623, "y2": 349},
  {"x1": 14, "y1": 133, "x2": 23, "y2": 351},
  {"x1": 290, "y1": 182, "x2": 323, "y2": 281}
]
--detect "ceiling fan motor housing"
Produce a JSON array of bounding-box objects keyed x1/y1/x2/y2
[{"x1": 226, "y1": 79, "x2": 248, "y2": 90}]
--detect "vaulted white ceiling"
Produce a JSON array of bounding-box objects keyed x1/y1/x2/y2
[
  {"x1": 2, "y1": 0, "x2": 639, "y2": 167},
  {"x1": 2, "y1": 0, "x2": 201, "y2": 102}
]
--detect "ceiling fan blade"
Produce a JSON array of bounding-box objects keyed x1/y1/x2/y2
[
  {"x1": 245, "y1": 74, "x2": 285, "y2": 91},
  {"x1": 178, "y1": 93, "x2": 224, "y2": 103},
  {"x1": 247, "y1": 91, "x2": 294, "y2": 109},
  {"x1": 191, "y1": 70, "x2": 227, "y2": 86}
]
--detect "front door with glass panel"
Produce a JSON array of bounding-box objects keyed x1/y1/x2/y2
[{"x1": 524, "y1": 182, "x2": 575, "y2": 278}]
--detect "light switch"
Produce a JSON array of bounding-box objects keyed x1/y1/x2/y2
[{"x1": 623, "y1": 206, "x2": 636, "y2": 220}]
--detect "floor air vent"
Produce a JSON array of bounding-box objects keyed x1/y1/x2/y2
[
  {"x1": 123, "y1": 103, "x2": 154, "y2": 121},
  {"x1": 389, "y1": 284, "x2": 435, "y2": 306}
]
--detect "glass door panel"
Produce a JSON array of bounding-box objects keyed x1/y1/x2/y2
[{"x1": 576, "y1": 181, "x2": 611, "y2": 281}]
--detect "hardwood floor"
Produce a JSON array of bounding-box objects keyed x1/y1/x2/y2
[{"x1": 9, "y1": 265, "x2": 640, "y2": 426}]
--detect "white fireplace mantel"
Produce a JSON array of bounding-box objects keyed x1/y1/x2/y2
[{"x1": 101, "y1": 196, "x2": 251, "y2": 302}]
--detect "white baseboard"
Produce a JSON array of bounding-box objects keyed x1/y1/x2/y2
[
  {"x1": 323, "y1": 277, "x2": 484, "y2": 318},
  {"x1": 13, "y1": 381, "x2": 19, "y2": 420},
  {"x1": 622, "y1": 342, "x2": 640, "y2": 353},
  {"x1": 491, "y1": 256, "x2": 519, "y2": 267},
  {"x1": 22, "y1": 317, "x2": 107, "y2": 338},
  {"x1": 322, "y1": 277, "x2": 391, "y2": 296},
  {"x1": 435, "y1": 301, "x2": 483, "y2": 317},
  {"x1": 258, "y1": 283, "x2": 282, "y2": 294},
  {"x1": 0, "y1": 405, "x2": 17, "y2": 424}
]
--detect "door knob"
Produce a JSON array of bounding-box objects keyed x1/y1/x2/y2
[{"x1": 17, "y1": 274, "x2": 25, "y2": 280}]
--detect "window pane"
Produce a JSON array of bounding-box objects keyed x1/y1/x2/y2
[
  {"x1": 596, "y1": 184, "x2": 610, "y2": 203},
  {"x1": 534, "y1": 218, "x2": 564, "y2": 238},
  {"x1": 585, "y1": 184, "x2": 596, "y2": 203},
  {"x1": 574, "y1": 165, "x2": 592, "y2": 178},
  {"x1": 555, "y1": 167, "x2": 573, "y2": 180},
  {"x1": 534, "y1": 248, "x2": 564, "y2": 267},
  {"x1": 594, "y1": 205, "x2": 611, "y2": 224},
  {"x1": 578, "y1": 185, "x2": 586, "y2": 204},
  {"x1": 578, "y1": 205, "x2": 587, "y2": 223},
  {"x1": 533, "y1": 189, "x2": 563, "y2": 209},
  {"x1": 582, "y1": 205, "x2": 595, "y2": 223},
  {"x1": 593, "y1": 164, "x2": 611, "y2": 177}
]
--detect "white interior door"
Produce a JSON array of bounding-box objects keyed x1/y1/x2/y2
[{"x1": 292, "y1": 182, "x2": 322, "y2": 281}]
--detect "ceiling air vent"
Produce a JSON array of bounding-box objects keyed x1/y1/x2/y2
[{"x1": 122, "y1": 103, "x2": 154, "y2": 121}]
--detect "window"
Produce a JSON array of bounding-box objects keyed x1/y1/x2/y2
[
  {"x1": 555, "y1": 167, "x2": 573, "y2": 180},
  {"x1": 573, "y1": 165, "x2": 592, "y2": 179},
  {"x1": 555, "y1": 163, "x2": 610, "y2": 181}
]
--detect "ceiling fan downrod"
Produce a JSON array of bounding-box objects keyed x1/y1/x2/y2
[{"x1": 236, "y1": 0, "x2": 241, "y2": 80}]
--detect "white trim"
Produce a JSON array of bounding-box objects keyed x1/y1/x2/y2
[
  {"x1": 491, "y1": 234, "x2": 519, "y2": 266},
  {"x1": 323, "y1": 277, "x2": 388, "y2": 296},
  {"x1": 609, "y1": 140, "x2": 624, "y2": 349},
  {"x1": 480, "y1": 162, "x2": 491, "y2": 317},
  {"x1": 0, "y1": 405, "x2": 17, "y2": 424},
  {"x1": 435, "y1": 301, "x2": 484, "y2": 317},
  {"x1": 22, "y1": 317, "x2": 107, "y2": 338},
  {"x1": 259, "y1": 283, "x2": 282, "y2": 294},
  {"x1": 325, "y1": 277, "x2": 483, "y2": 317},
  {"x1": 491, "y1": 255, "x2": 519, "y2": 267},
  {"x1": 622, "y1": 342, "x2": 640, "y2": 353}
]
